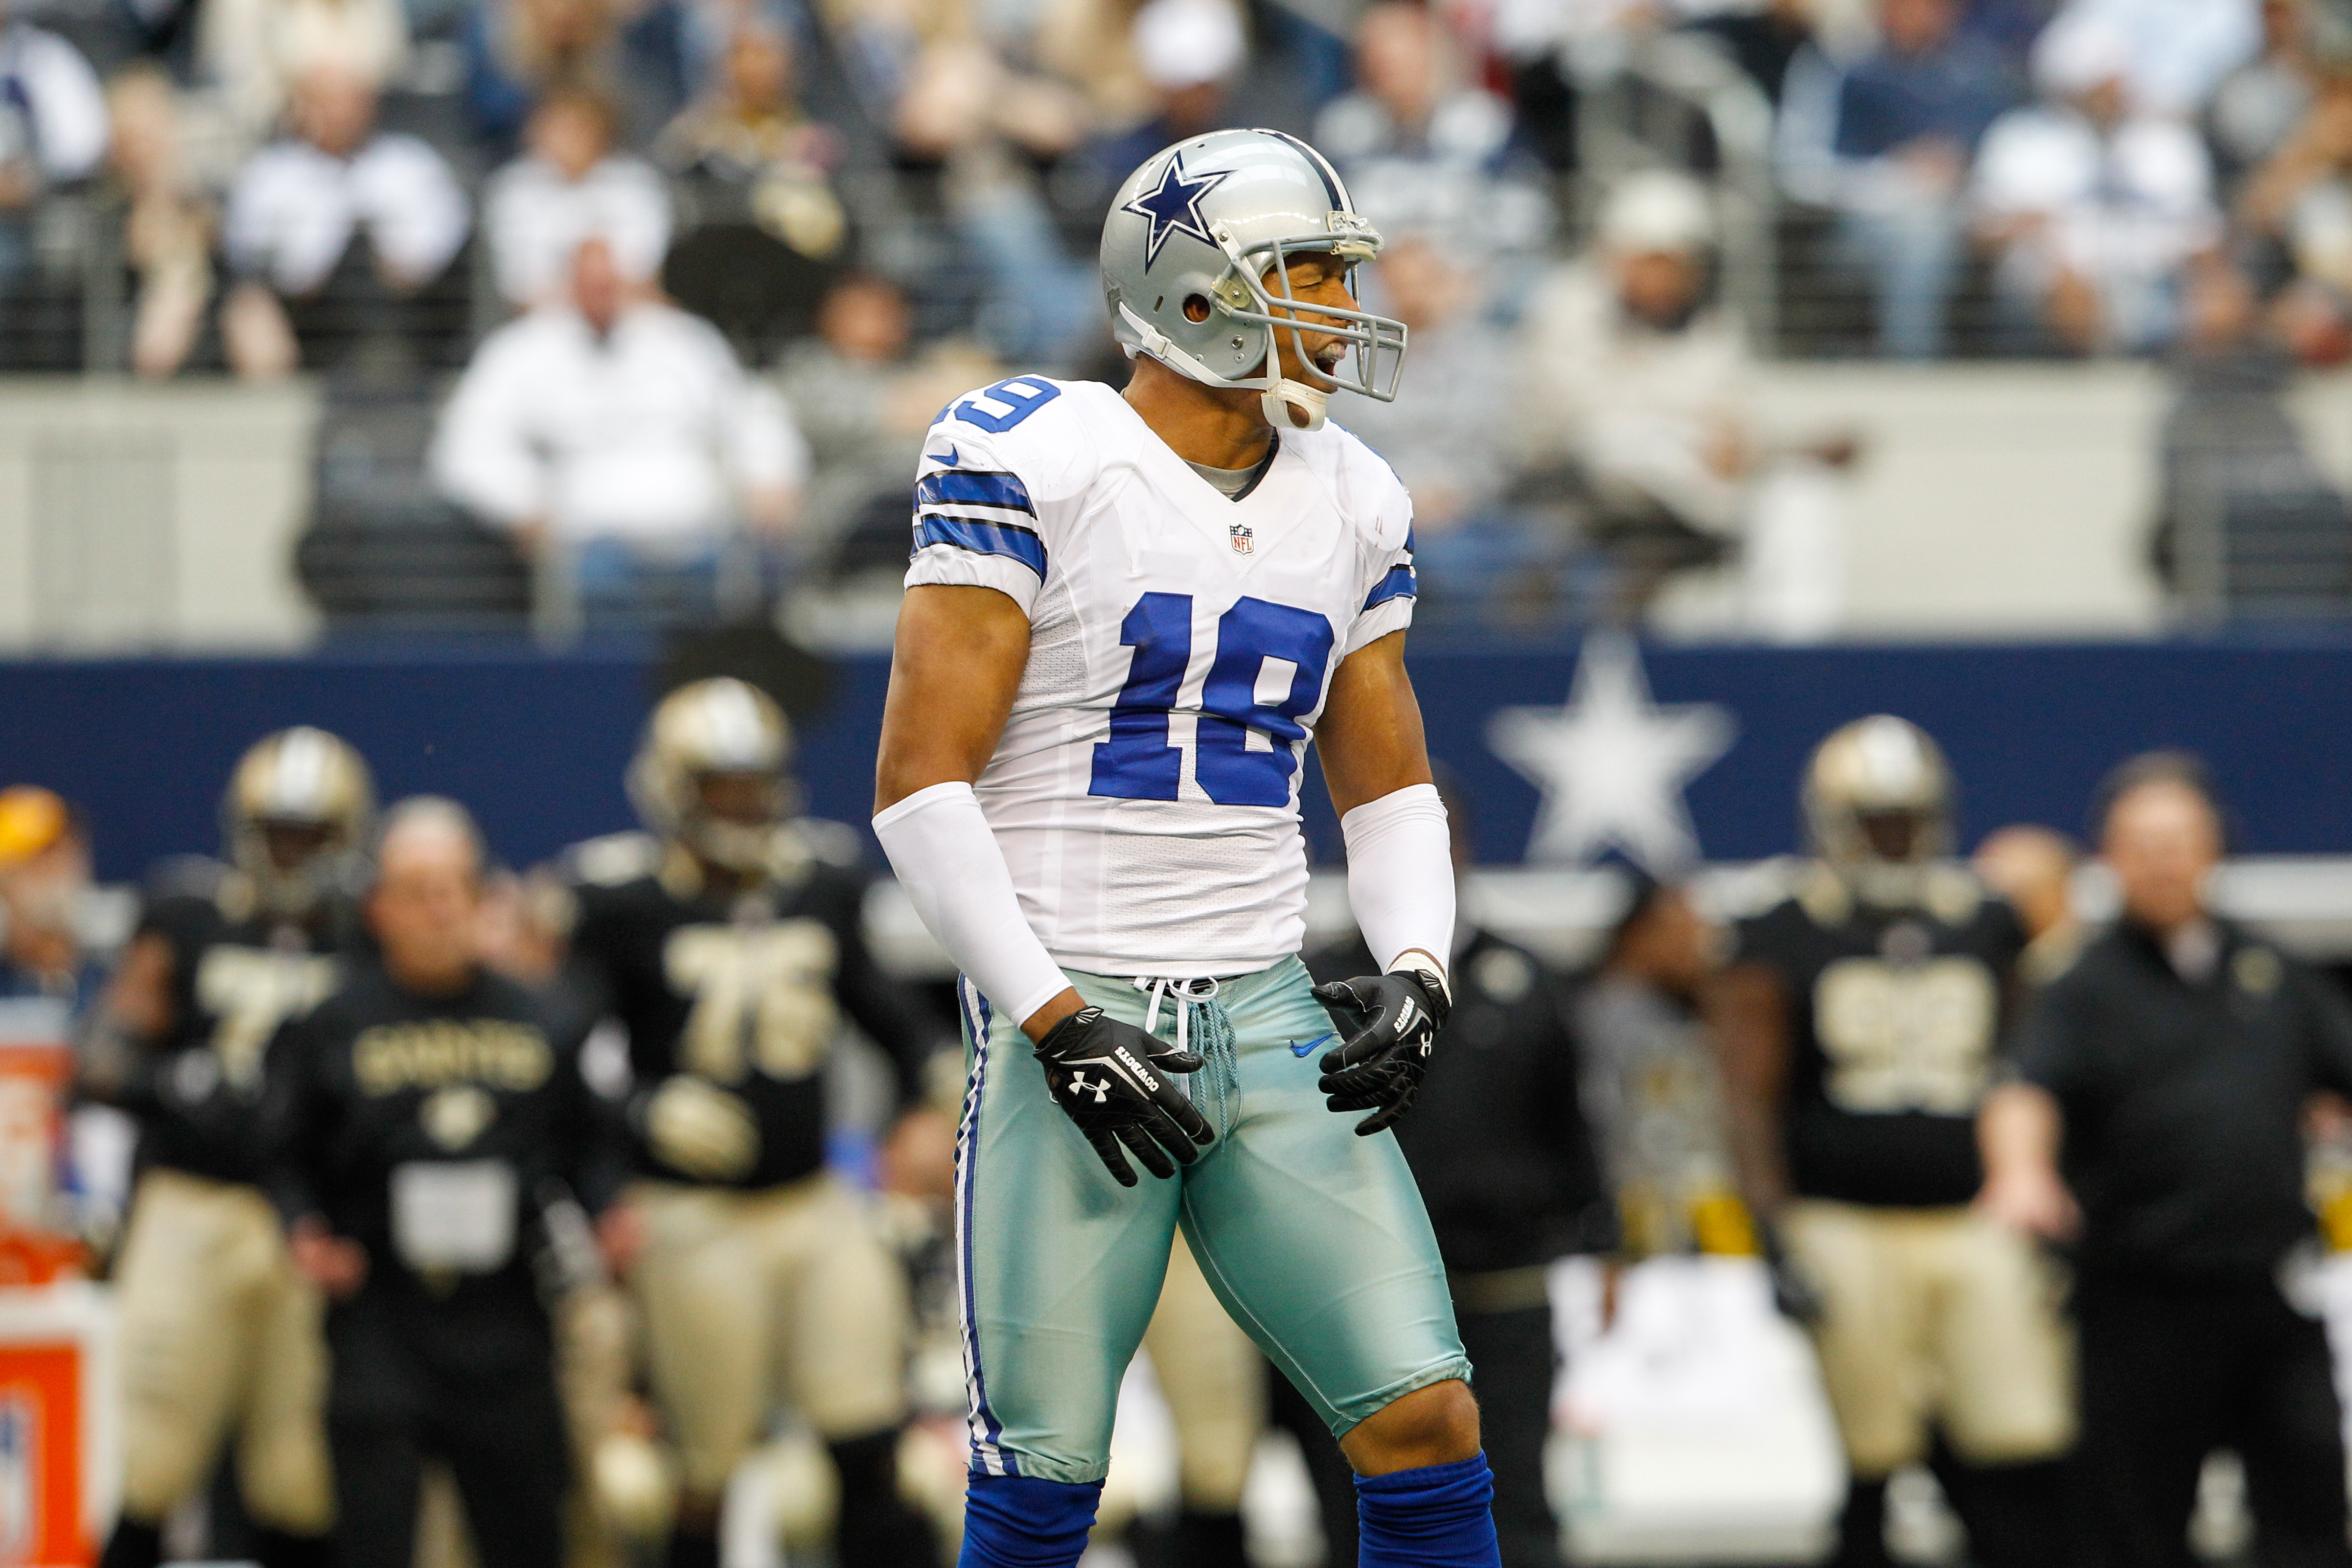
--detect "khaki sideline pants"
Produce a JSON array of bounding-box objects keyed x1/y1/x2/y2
[
  {"x1": 113, "y1": 1168, "x2": 334, "y2": 1532},
  {"x1": 1783, "y1": 1199, "x2": 2075, "y2": 1477},
  {"x1": 629, "y1": 1175, "x2": 912, "y2": 1495}
]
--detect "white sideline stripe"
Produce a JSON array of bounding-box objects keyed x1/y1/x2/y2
[{"x1": 865, "y1": 857, "x2": 2352, "y2": 978}]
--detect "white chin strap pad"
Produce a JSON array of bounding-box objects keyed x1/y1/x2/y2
[
  {"x1": 1121, "y1": 302, "x2": 1335, "y2": 432},
  {"x1": 1262, "y1": 380, "x2": 1331, "y2": 432}
]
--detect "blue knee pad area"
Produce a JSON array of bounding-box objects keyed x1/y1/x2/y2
[
  {"x1": 1356, "y1": 1453, "x2": 1503, "y2": 1568},
  {"x1": 958, "y1": 1475, "x2": 1104, "y2": 1568}
]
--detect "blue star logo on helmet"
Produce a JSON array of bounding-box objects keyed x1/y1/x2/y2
[{"x1": 1122, "y1": 151, "x2": 1230, "y2": 270}]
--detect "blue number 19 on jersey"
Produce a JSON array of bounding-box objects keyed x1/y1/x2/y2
[{"x1": 1089, "y1": 594, "x2": 1336, "y2": 808}]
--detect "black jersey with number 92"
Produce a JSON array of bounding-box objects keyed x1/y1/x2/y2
[{"x1": 1736, "y1": 876, "x2": 2026, "y2": 1207}]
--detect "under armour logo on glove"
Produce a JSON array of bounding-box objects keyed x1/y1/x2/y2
[
  {"x1": 1311, "y1": 969, "x2": 1452, "y2": 1136},
  {"x1": 1034, "y1": 1007, "x2": 1215, "y2": 1186}
]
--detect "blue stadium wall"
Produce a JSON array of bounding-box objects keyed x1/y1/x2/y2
[{"x1": 1, "y1": 638, "x2": 2346, "y2": 882}]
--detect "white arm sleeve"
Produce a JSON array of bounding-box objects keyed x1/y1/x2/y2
[
  {"x1": 874, "y1": 781, "x2": 1072, "y2": 1029},
  {"x1": 1340, "y1": 783, "x2": 1456, "y2": 992}
]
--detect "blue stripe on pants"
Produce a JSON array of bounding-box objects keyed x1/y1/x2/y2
[{"x1": 956, "y1": 977, "x2": 1015, "y2": 1476}]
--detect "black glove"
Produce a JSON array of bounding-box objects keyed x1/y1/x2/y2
[
  {"x1": 1312, "y1": 969, "x2": 1450, "y2": 1136},
  {"x1": 1034, "y1": 1007, "x2": 1215, "y2": 1187}
]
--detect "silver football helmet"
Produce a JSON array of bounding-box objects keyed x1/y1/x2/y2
[{"x1": 1101, "y1": 128, "x2": 1407, "y2": 433}]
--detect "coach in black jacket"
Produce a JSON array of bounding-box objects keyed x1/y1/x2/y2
[
  {"x1": 1296, "y1": 787, "x2": 1617, "y2": 1568},
  {"x1": 264, "y1": 798, "x2": 631, "y2": 1568},
  {"x1": 1981, "y1": 754, "x2": 2352, "y2": 1568}
]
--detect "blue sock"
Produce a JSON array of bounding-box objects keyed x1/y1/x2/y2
[
  {"x1": 958, "y1": 1474, "x2": 1104, "y2": 1568},
  {"x1": 1355, "y1": 1453, "x2": 1502, "y2": 1568}
]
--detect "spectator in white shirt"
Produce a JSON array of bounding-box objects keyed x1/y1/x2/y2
[
  {"x1": 430, "y1": 236, "x2": 806, "y2": 630},
  {"x1": 484, "y1": 85, "x2": 670, "y2": 307},
  {"x1": 1518, "y1": 172, "x2": 1754, "y2": 542},
  {"x1": 1976, "y1": 18, "x2": 2221, "y2": 352},
  {"x1": 219, "y1": 63, "x2": 469, "y2": 377},
  {"x1": 0, "y1": 11, "x2": 106, "y2": 282}
]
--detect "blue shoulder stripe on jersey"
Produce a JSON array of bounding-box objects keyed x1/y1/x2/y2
[
  {"x1": 1362, "y1": 564, "x2": 1416, "y2": 611},
  {"x1": 917, "y1": 469, "x2": 1036, "y2": 515},
  {"x1": 913, "y1": 515, "x2": 1048, "y2": 579}
]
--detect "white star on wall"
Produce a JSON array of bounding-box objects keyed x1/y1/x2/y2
[{"x1": 1486, "y1": 630, "x2": 1737, "y2": 873}]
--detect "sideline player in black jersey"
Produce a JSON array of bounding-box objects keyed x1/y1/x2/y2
[
  {"x1": 266, "y1": 797, "x2": 631, "y2": 1568},
  {"x1": 93, "y1": 727, "x2": 374, "y2": 1568},
  {"x1": 1710, "y1": 716, "x2": 2071, "y2": 1568},
  {"x1": 564, "y1": 677, "x2": 950, "y2": 1568}
]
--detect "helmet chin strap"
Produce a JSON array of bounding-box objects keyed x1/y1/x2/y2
[
  {"x1": 1261, "y1": 379, "x2": 1331, "y2": 432},
  {"x1": 1117, "y1": 303, "x2": 1338, "y2": 431}
]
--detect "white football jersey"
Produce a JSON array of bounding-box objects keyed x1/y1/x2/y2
[{"x1": 903, "y1": 375, "x2": 1418, "y2": 977}]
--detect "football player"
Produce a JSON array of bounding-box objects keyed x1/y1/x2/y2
[
  {"x1": 872, "y1": 129, "x2": 1499, "y2": 1568},
  {"x1": 564, "y1": 676, "x2": 948, "y2": 1568},
  {"x1": 1708, "y1": 717, "x2": 2072, "y2": 1568},
  {"x1": 94, "y1": 727, "x2": 374, "y2": 1568}
]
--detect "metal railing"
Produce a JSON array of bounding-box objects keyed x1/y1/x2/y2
[
  {"x1": 9, "y1": 109, "x2": 2351, "y2": 642},
  {"x1": 1569, "y1": 30, "x2": 1781, "y2": 350}
]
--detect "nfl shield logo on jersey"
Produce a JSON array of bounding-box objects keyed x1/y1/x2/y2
[{"x1": 1230, "y1": 522, "x2": 1253, "y2": 555}]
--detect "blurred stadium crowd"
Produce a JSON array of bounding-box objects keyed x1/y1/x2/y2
[
  {"x1": 2, "y1": 687, "x2": 2351, "y2": 1568},
  {"x1": 13, "y1": 0, "x2": 2352, "y2": 628}
]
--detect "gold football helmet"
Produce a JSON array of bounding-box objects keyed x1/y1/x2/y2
[
  {"x1": 1802, "y1": 715, "x2": 1955, "y2": 907},
  {"x1": 628, "y1": 678, "x2": 794, "y2": 875},
  {"x1": 223, "y1": 727, "x2": 376, "y2": 920}
]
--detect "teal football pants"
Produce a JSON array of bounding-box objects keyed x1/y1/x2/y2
[{"x1": 951, "y1": 958, "x2": 1471, "y2": 1485}]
